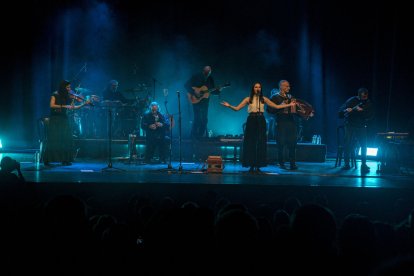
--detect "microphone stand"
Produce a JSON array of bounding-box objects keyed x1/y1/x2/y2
[
  {"x1": 157, "y1": 90, "x2": 185, "y2": 174},
  {"x1": 164, "y1": 99, "x2": 173, "y2": 169},
  {"x1": 102, "y1": 106, "x2": 125, "y2": 172},
  {"x1": 151, "y1": 77, "x2": 164, "y2": 101},
  {"x1": 177, "y1": 91, "x2": 183, "y2": 173}
]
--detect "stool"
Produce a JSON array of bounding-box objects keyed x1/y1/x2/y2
[
  {"x1": 335, "y1": 126, "x2": 357, "y2": 168},
  {"x1": 127, "y1": 133, "x2": 144, "y2": 165},
  {"x1": 37, "y1": 117, "x2": 49, "y2": 162}
]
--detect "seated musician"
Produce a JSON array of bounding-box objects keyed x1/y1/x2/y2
[{"x1": 141, "y1": 102, "x2": 170, "y2": 164}]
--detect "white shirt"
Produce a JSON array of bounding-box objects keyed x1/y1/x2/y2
[{"x1": 247, "y1": 96, "x2": 265, "y2": 113}]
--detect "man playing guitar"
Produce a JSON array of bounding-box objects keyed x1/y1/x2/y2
[{"x1": 185, "y1": 65, "x2": 219, "y2": 140}]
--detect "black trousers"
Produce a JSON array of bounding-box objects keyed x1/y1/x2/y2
[
  {"x1": 145, "y1": 136, "x2": 167, "y2": 162},
  {"x1": 276, "y1": 120, "x2": 297, "y2": 164},
  {"x1": 191, "y1": 103, "x2": 209, "y2": 139},
  {"x1": 344, "y1": 125, "x2": 367, "y2": 165}
]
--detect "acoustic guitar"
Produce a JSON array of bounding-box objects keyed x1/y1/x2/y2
[
  {"x1": 189, "y1": 83, "x2": 231, "y2": 104},
  {"x1": 342, "y1": 102, "x2": 367, "y2": 118}
]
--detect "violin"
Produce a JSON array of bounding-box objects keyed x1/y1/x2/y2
[
  {"x1": 69, "y1": 90, "x2": 97, "y2": 106},
  {"x1": 69, "y1": 90, "x2": 85, "y2": 101}
]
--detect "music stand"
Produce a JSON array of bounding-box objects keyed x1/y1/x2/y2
[
  {"x1": 177, "y1": 91, "x2": 183, "y2": 172},
  {"x1": 167, "y1": 114, "x2": 174, "y2": 169},
  {"x1": 101, "y1": 101, "x2": 125, "y2": 172}
]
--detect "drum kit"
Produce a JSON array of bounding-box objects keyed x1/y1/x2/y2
[{"x1": 69, "y1": 84, "x2": 152, "y2": 139}]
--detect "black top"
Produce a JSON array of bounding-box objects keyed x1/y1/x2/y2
[
  {"x1": 141, "y1": 111, "x2": 170, "y2": 139},
  {"x1": 267, "y1": 92, "x2": 297, "y2": 123},
  {"x1": 184, "y1": 72, "x2": 216, "y2": 106},
  {"x1": 50, "y1": 91, "x2": 71, "y2": 116},
  {"x1": 338, "y1": 96, "x2": 374, "y2": 127}
]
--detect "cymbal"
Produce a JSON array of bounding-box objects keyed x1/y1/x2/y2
[{"x1": 74, "y1": 87, "x2": 92, "y2": 94}]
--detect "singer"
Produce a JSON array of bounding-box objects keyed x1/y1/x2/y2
[
  {"x1": 141, "y1": 102, "x2": 170, "y2": 164},
  {"x1": 221, "y1": 82, "x2": 294, "y2": 173}
]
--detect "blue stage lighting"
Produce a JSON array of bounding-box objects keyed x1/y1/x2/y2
[{"x1": 358, "y1": 147, "x2": 378, "y2": 157}]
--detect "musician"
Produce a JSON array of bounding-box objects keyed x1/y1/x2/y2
[
  {"x1": 102, "y1": 79, "x2": 127, "y2": 103},
  {"x1": 141, "y1": 102, "x2": 170, "y2": 163},
  {"x1": 338, "y1": 87, "x2": 374, "y2": 172},
  {"x1": 267, "y1": 80, "x2": 300, "y2": 170},
  {"x1": 102, "y1": 79, "x2": 134, "y2": 138},
  {"x1": 185, "y1": 65, "x2": 221, "y2": 140},
  {"x1": 43, "y1": 80, "x2": 90, "y2": 166},
  {"x1": 221, "y1": 82, "x2": 295, "y2": 173}
]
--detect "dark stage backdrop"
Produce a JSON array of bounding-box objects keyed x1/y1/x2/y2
[{"x1": 1, "y1": 0, "x2": 413, "y2": 156}]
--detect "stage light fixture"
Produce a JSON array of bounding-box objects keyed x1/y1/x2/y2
[{"x1": 358, "y1": 147, "x2": 378, "y2": 157}]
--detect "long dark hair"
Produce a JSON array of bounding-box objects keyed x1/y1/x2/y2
[
  {"x1": 58, "y1": 80, "x2": 70, "y2": 95},
  {"x1": 248, "y1": 82, "x2": 264, "y2": 104}
]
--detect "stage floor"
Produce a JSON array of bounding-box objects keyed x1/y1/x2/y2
[{"x1": 3, "y1": 153, "x2": 413, "y2": 189}]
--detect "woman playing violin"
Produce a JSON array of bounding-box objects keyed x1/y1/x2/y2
[{"x1": 43, "y1": 80, "x2": 90, "y2": 166}]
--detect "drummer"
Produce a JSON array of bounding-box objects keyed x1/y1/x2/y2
[{"x1": 102, "y1": 79, "x2": 128, "y2": 103}]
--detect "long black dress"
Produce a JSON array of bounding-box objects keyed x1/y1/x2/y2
[
  {"x1": 242, "y1": 97, "x2": 267, "y2": 168},
  {"x1": 43, "y1": 91, "x2": 74, "y2": 164}
]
